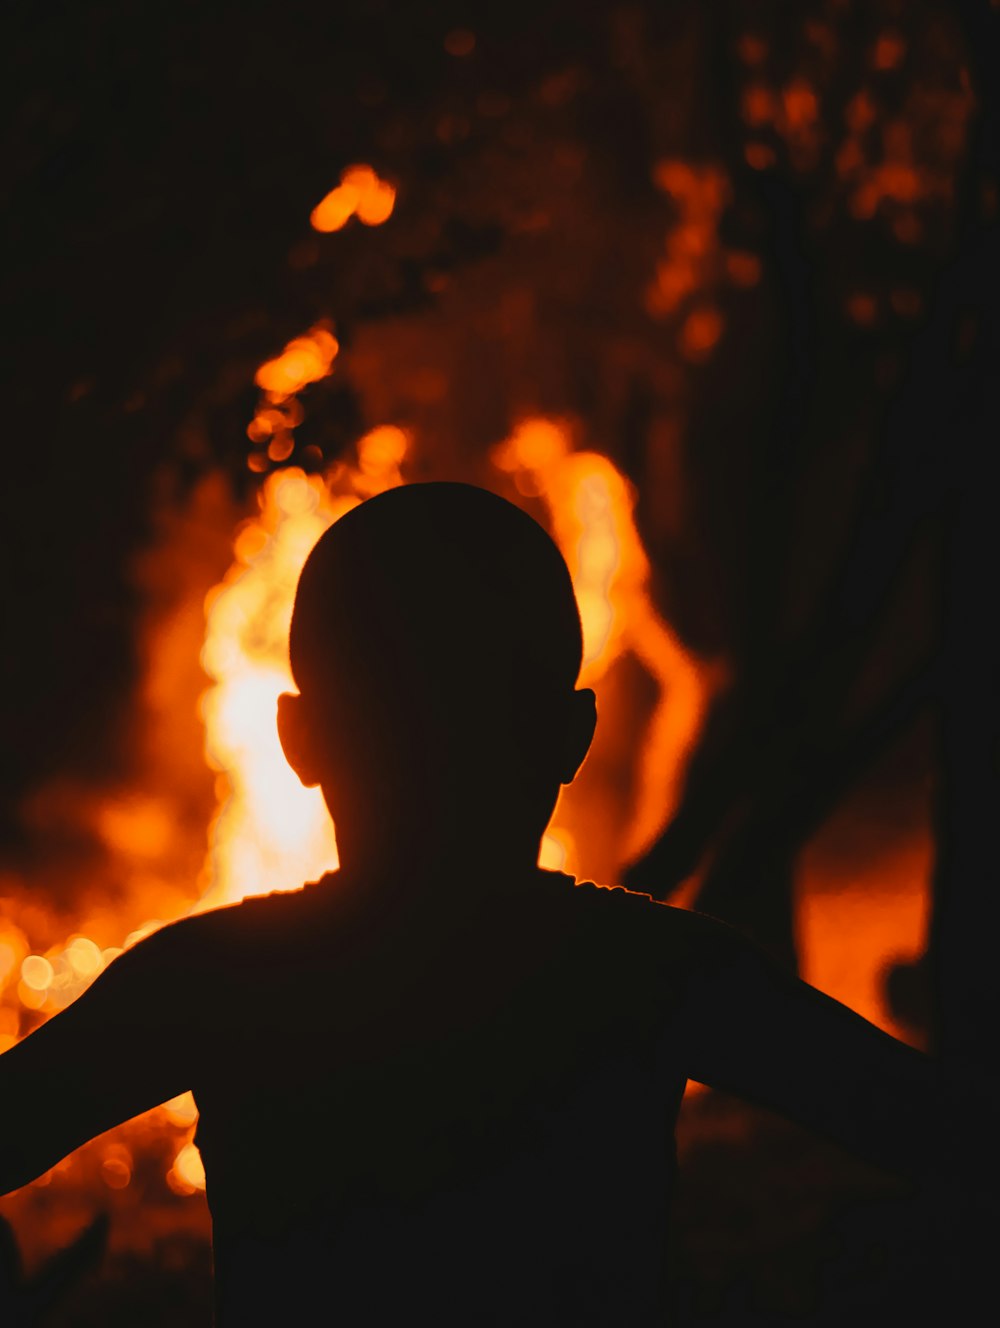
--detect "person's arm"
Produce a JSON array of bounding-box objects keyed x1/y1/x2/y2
[
  {"x1": 0, "y1": 919, "x2": 196, "y2": 1195},
  {"x1": 671, "y1": 907, "x2": 937, "y2": 1181}
]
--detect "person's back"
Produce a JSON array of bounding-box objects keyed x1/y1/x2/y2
[
  {"x1": 168, "y1": 869, "x2": 691, "y2": 1324},
  {"x1": 0, "y1": 483, "x2": 937, "y2": 1325}
]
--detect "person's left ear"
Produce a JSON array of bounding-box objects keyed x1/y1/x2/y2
[
  {"x1": 276, "y1": 692, "x2": 323, "y2": 788},
  {"x1": 558, "y1": 687, "x2": 597, "y2": 784}
]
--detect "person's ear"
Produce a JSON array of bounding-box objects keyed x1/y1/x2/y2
[
  {"x1": 277, "y1": 692, "x2": 322, "y2": 788},
  {"x1": 558, "y1": 687, "x2": 597, "y2": 784}
]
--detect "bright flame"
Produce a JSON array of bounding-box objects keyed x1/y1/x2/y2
[
  {"x1": 493, "y1": 418, "x2": 715, "y2": 860},
  {"x1": 197, "y1": 432, "x2": 408, "y2": 910}
]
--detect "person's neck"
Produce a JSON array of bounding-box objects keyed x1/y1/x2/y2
[{"x1": 334, "y1": 832, "x2": 543, "y2": 904}]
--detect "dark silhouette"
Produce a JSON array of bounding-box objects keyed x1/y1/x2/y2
[{"x1": 1, "y1": 484, "x2": 940, "y2": 1324}]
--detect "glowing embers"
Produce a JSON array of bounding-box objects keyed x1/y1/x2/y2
[
  {"x1": 248, "y1": 324, "x2": 340, "y2": 471},
  {"x1": 253, "y1": 324, "x2": 339, "y2": 406},
  {"x1": 163, "y1": 1092, "x2": 203, "y2": 1195},
  {"x1": 493, "y1": 419, "x2": 712, "y2": 863},
  {"x1": 647, "y1": 160, "x2": 729, "y2": 319},
  {"x1": 645, "y1": 159, "x2": 745, "y2": 364},
  {"x1": 310, "y1": 165, "x2": 396, "y2": 233},
  {"x1": 168, "y1": 1141, "x2": 206, "y2": 1195},
  {"x1": 3, "y1": 926, "x2": 119, "y2": 1020},
  {"x1": 100, "y1": 1143, "x2": 133, "y2": 1190},
  {"x1": 198, "y1": 433, "x2": 409, "y2": 911}
]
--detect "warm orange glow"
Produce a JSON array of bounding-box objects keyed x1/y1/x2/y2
[
  {"x1": 101, "y1": 1144, "x2": 132, "y2": 1190},
  {"x1": 254, "y1": 326, "x2": 339, "y2": 400},
  {"x1": 539, "y1": 828, "x2": 573, "y2": 872},
  {"x1": 197, "y1": 431, "x2": 409, "y2": 911},
  {"x1": 782, "y1": 80, "x2": 819, "y2": 134},
  {"x1": 0, "y1": 938, "x2": 21, "y2": 983},
  {"x1": 65, "y1": 937, "x2": 103, "y2": 978},
  {"x1": 168, "y1": 1141, "x2": 206, "y2": 1194},
  {"x1": 97, "y1": 797, "x2": 173, "y2": 860},
  {"x1": 356, "y1": 424, "x2": 408, "y2": 487},
  {"x1": 20, "y1": 956, "x2": 53, "y2": 992},
  {"x1": 17, "y1": 981, "x2": 46, "y2": 1011},
  {"x1": 248, "y1": 327, "x2": 339, "y2": 472},
  {"x1": 742, "y1": 85, "x2": 777, "y2": 128},
  {"x1": 839, "y1": 80, "x2": 974, "y2": 226},
  {"x1": 647, "y1": 159, "x2": 731, "y2": 323},
  {"x1": 739, "y1": 69, "x2": 822, "y2": 165},
  {"x1": 6, "y1": 930, "x2": 114, "y2": 1018},
  {"x1": 493, "y1": 418, "x2": 714, "y2": 860},
  {"x1": 0, "y1": 35, "x2": 959, "y2": 1244},
  {"x1": 679, "y1": 306, "x2": 724, "y2": 361},
  {"x1": 846, "y1": 90, "x2": 877, "y2": 133},
  {"x1": 744, "y1": 142, "x2": 776, "y2": 170},
  {"x1": 0, "y1": 1007, "x2": 18, "y2": 1056},
  {"x1": 310, "y1": 165, "x2": 396, "y2": 233},
  {"x1": 872, "y1": 32, "x2": 906, "y2": 71},
  {"x1": 163, "y1": 1092, "x2": 199, "y2": 1127}
]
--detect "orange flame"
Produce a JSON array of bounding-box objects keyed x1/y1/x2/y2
[
  {"x1": 310, "y1": 165, "x2": 396, "y2": 233},
  {"x1": 253, "y1": 325, "x2": 339, "y2": 401},
  {"x1": 493, "y1": 419, "x2": 715, "y2": 863},
  {"x1": 197, "y1": 431, "x2": 408, "y2": 912},
  {"x1": 248, "y1": 324, "x2": 339, "y2": 471}
]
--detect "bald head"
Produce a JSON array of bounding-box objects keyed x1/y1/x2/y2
[
  {"x1": 279, "y1": 481, "x2": 596, "y2": 878},
  {"x1": 289, "y1": 482, "x2": 583, "y2": 719},
  {"x1": 280, "y1": 482, "x2": 594, "y2": 866}
]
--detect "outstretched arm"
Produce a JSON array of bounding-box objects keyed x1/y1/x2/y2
[
  {"x1": 0, "y1": 922, "x2": 194, "y2": 1195},
  {"x1": 672, "y1": 908, "x2": 937, "y2": 1181}
]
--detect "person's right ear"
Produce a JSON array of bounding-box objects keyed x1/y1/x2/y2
[{"x1": 277, "y1": 692, "x2": 323, "y2": 788}]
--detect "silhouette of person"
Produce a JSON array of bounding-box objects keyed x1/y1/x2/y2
[{"x1": 0, "y1": 483, "x2": 937, "y2": 1325}]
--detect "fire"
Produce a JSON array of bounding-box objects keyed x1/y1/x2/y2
[
  {"x1": 310, "y1": 164, "x2": 396, "y2": 233},
  {"x1": 646, "y1": 159, "x2": 730, "y2": 333},
  {"x1": 198, "y1": 429, "x2": 408, "y2": 911},
  {"x1": 254, "y1": 325, "x2": 339, "y2": 399},
  {"x1": 168, "y1": 1142, "x2": 207, "y2": 1197},
  {"x1": 200, "y1": 413, "x2": 701, "y2": 903},
  {"x1": 0, "y1": 62, "x2": 940, "y2": 1254},
  {"x1": 246, "y1": 323, "x2": 341, "y2": 470},
  {"x1": 0, "y1": 428, "x2": 414, "y2": 1206},
  {"x1": 493, "y1": 419, "x2": 713, "y2": 864},
  {"x1": 2, "y1": 927, "x2": 123, "y2": 1026}
]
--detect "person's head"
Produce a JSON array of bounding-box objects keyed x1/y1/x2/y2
[{"x1": 277, "y1": 482, "x2": 596, "y2": 869}]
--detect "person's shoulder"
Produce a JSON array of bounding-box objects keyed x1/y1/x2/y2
[
  {"x1": 564, "y1": 876, "x2": 748, "y2": 966},
  {"x1": 113, "y1": 881, "x2": 322, "y2": 971},
  {"x1": 563, "y1": 874, "x2": 683, "y2": 925},
  {"x1": 102, "y1": 904, "x2": 236, "y2": 982}
]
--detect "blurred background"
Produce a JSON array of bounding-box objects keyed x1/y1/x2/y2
[{"x1": 1, "y1": 0, "x2": 996, "y2": 1321}]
